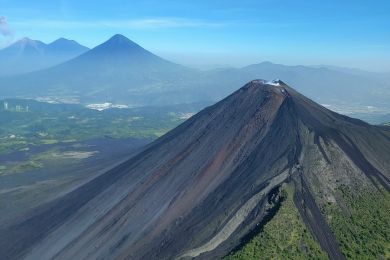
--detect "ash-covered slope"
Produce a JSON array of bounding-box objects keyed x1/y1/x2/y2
[{"x1": 1, "y1": 80, "x2": 389, "y2": 260}]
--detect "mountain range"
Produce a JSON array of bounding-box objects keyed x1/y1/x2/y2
[
  {"x1": 1, "y1": 80, "x2": 389, "y2": 259},
  {"x1": 0, "y1": 34, "x2": 389, "y2": 111},
  {"x1": 200, "y1": 62, "x2": 390, "y2": 107},
  {"x1": 0, "y1": 34, "x2": 202, "y2": 105},
  {"x1": 0, "y1": 37, "x2": 89, "y2": 76}
]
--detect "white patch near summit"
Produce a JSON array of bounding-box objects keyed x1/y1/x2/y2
[{"x1": 266, "y1": 79, "x2": 281, "y2": 86}]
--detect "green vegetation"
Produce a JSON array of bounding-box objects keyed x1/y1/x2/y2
[
  {"x1": 0, "y1": 99, "x2": 204, "y2": 154},
  {"x1": 324, "y1": 185, "x2": 390, "y2": 259},
  {"x1": 225, "y1": 184, "x2": 328, "y2": 260}
]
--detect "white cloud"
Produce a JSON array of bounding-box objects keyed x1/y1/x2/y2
[{"x1": 0, "y1": 16, "x2": 13, "y2": 36}]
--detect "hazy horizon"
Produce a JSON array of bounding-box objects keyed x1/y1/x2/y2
[{"x1": 1, "y1": 0, "x2": 389, "y2": 72}]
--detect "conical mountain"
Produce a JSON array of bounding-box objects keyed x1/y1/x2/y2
[
  {"x1": 64, "y1": 34, "x2": 181, "y2": 66},
  {"x1": 0, "y1": 34, "x2": 196, "y2": 104},
  {"x1": 1, "y1": 80, "x2": 389, "y2": 259}
]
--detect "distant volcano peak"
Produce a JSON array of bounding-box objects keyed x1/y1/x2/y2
[
  {"x1": 49, "y1": 37, "x2": 75, "y2": 45},
  {"x1": 17, "y1": 37, "x2": 43, "y2": 46},
  {"x1": 19, "y1": 37, "x2": 33, "y2": 42},
  {"x1": 110, "y1": 34, "x2": 131, "y2": 41},
  {"x1": 90, "y1": 34, "x2": 153, "y2": 57},
  {"x1": 104, "y1": 34, "x2": 140, "y2": 47}
]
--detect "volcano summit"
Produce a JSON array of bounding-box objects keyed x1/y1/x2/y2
[{"x1": 1, "y1": 80, "x2": 389, "y2": 259}]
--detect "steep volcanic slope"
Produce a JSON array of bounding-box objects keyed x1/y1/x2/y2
[{"x1": 1, "y1": 80, "x2": 389, "y2": 259}]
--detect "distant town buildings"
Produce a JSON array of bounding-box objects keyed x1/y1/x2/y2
[{"x1": 2, "y1": 101, "x2": 29, "y2": 112}]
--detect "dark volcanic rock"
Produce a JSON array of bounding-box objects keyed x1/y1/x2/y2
[{"x1": 0, "y1": 80, "x2": 389, "y2": 260}]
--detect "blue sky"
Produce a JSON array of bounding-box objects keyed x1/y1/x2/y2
[{"x1": 0, "y1": 0, "x2": 389, "y2": 71}]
